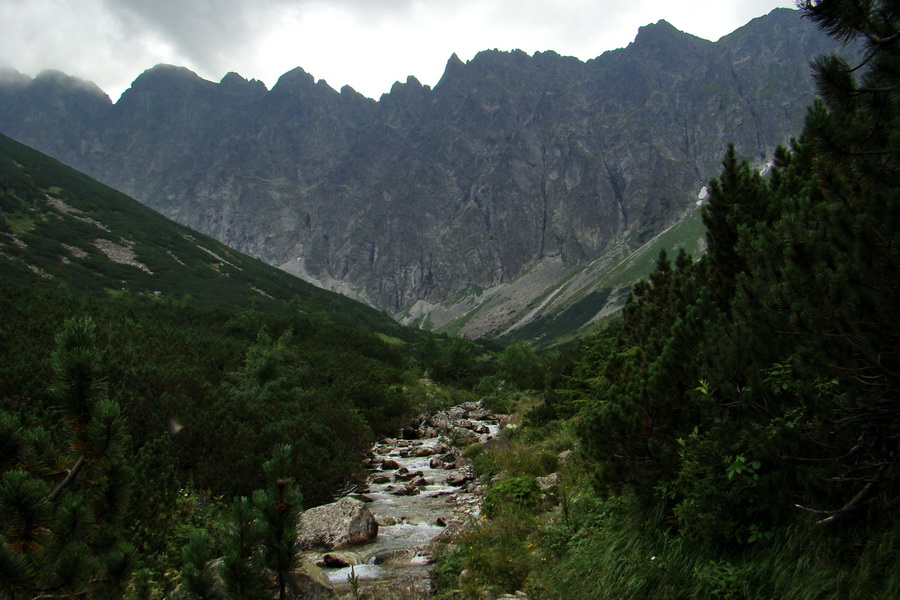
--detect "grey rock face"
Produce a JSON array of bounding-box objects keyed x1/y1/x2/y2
[
  {"x1": 296, "y1": 497, "x2": 379, "y2": 550},
  {"x1": 0, "y1": 9, "x2": 849, "y2": 318}
]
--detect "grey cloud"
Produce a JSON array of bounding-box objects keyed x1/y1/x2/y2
[
  {"x1": 97, "y1": 0, "x2": 421, "y2": 73},
  {"x1": 99, "y1": 0, "x2": 270, "y2": 72}
]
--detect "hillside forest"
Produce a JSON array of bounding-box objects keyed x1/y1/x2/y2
[{"x1": 2, "y1": 1, "x2": 899, "y2": 598}]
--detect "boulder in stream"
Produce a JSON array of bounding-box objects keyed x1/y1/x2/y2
[
  {"x1": 391, "y1": 484, "x2": 421, "y2": 496},
  {"x1": 446, "y1": 471, "x2": 473, "y2": 486},
  {"x1": 288, "y1": 558, "x2": 335, "y2": 600},
  {"x1": 297, "y1": 497, "x2": 379, "y2": 550}
]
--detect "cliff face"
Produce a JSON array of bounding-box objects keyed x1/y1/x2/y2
[{"x1": 0, "y1": 9, "x2": 845, "y2": 318}]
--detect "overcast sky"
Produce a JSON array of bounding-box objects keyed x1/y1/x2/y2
[{"x1": 2, "y1": 0, "x2": 799, "y2": 102}]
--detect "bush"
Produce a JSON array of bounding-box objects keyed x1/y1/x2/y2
[
  {"x1": 483, "y1": 476, "x2": 540, "y2": 518},
  {"x1": 450, "y1": 506, "x2": 541, "y2": 596}
]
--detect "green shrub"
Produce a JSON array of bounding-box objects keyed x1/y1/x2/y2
[
  {"x1": 483, "y1": 476, "x2": 540, "y2": 518},
  {"x1": 450, "y1": 506, "x2": 541, "y2": 596}
]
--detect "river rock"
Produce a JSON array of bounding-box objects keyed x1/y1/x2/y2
[
  {"x1": 452, "y1": 427, "x2": 480, "y2": 444},
  {"x1": 394, "y1": 469, "x2": 422, "y2": 482},
  {"x1": 448, "y1": 406, "x2": 467, "y2": 420},
  {"x1": 380, "y1": 459, "x2": 400, "y2": 470},
  {"x1": 482, "y1": 436, "x2": 512, "y2": 452},
  {"x1": 468, "y1": 408, "x2": 491, "y2": 420},
  {"x1": 391, "y1": 484, "x2": 421, "y2": 496},
  {"x1": 297, "y1": 497, "x2": 379, "y2": 550},
  {"x1": 446, "y1": 471, "x2": 473, "y2": 486},
  {"x1": 428, "y1": 413, "x2": 452, "y2": 429},
  {"x1": 287, "y1": 558, "x2": 335, "y2": 600},
  {"x1": 372, "y1": 547, "x2": 434, "y2": 566},
  {"x1": 420, "y1": 426, "x2": 439, "y2": 438},
  {"x1": 371, "y1": 474, "x2": 390, "y2": 485}
]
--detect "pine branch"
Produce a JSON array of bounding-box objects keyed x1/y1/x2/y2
[
  {"x1": 795, "y1": 464, "x2": 886, "y2": 525},
  {"x1": 46, "y1": 456, "x2": 84, "y2": 502}
]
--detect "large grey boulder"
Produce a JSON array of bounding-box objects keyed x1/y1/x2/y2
[
  {"x1": 297, "y1": 497, "x2": 379, "y2": 550},
  {"x1": 287, "y1": 559, "x2": 335, "y2": 600}
]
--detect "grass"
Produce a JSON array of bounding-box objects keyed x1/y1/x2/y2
[
  {"x1": 0, "y1": 133, "x2": 423, "y2": 343},
  {"x1": 503, "y1": 208, "x2": 708, "y2": 347}
]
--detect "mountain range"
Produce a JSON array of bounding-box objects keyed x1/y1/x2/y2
[{"x1": 0, "y1": 8, "x2": 848, "y2": 343}]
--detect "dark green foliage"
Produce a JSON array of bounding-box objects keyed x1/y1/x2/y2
[
  {"x1": 499, "y1": 340, "x2": 544, "y2": 390},
  {"x1": 576, "y1": 248, "x2": 709, "y2": 493},
  {"x1": 483, "y1": 475, "x2": 541, "y2": 517},
  {"x1": 177, "y1": 445, "x2": 303, "y2": 600},
  {"x1": 178, "y1": 531, "x2": 226, "y2": 600},
  {"x1": 0, "y1": 318, "x2": 134, "y2": 600},
  {"x1": 220, "y1": 497, "x2": 268, "y2": 600},
  {"x1": 554, "y1": 2, "x2": 900, "y2": 596},
  {"x1": 702, "y1": 143, "x2": 770, "y2": 308},
  {"x1": 252, "y1": 444, "x2": 301, "y2": 600}
]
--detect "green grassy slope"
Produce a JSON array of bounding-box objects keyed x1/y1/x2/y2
[
  {"x1": 0, "y1": 133, "x2": 413, "y2": 339},
  {"x1": 498, "y1": 207, "x2": 707, "y2": 347}
]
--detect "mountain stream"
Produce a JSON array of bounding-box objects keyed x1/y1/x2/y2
[{"x1": 317, "y1": 402, "x2": 502, "y2": 596}]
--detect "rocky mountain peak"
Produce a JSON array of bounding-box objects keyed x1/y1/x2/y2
[
  {"x1": 127, "y1": 64, "x2": 207, "y2": 91},
  {"x1": 0, "y1": 9, "x2": 854, "y2": 336},
  {"x1": 0, "y1": 67, "x2": 31, "y2": 89},
  {"x1": 219, "y1": 71, "x2": 268, "y2": 100},
  {"x1": 634, "y1": 19, "x2": 682, "y2": 41},
  {"x1": 434, "y1": 53, "x2": 467, "y2": 91},
  {"x1": 29, "y1": 69, "x2": 111, "y2": 103},
  {"x1": 271, "y1": 66, "x2": 317, "y2": 92}
]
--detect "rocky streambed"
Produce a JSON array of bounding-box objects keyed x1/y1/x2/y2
[{"x1": 297, "y1": 401, "x2": 504, "y2": 598}]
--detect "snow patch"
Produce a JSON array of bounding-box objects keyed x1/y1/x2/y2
[{"x1": 696, "y1": 186, "x2": 708, "y2": 205}]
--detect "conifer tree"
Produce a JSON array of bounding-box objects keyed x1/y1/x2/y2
[
  {"x1": 702, "y1": 143, "x2": 770, "y2": 308},
  {"x1": 252, "y1": 444, "x2": 301, "y2": 600},
  {"x1": 219, "y1": 497, "x2": 268, "y2": 600},
  {"x1": 177, "y1": 444, "x2": 302, "y2": 600},
  {"x1": 738, "y1": 0, "x2": 900, "y2": 523},
  {"x1": 0, "y1": 317, "x2": 134, "y2": 599}
]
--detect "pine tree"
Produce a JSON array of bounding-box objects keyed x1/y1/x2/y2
[
  {"x1": 219, "y1": 497, "x2": 268, "y2": 600},
  {"x1": 252, "y1": 444, "x2": 301, "y2": 600},
  {"x1": 702, "y1": 143, "x2": 771, "y2": 308},
  {"x1": 721, "y1": 0, "x2": 900, "y2": 526},
  {"x1": 0, "y1": 317, "x2": 134, "y2": 599},
  {"x1": 177, "y1": 444, "x2": 302, "y2": 600}
]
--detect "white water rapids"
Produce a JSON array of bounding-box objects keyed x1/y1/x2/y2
[{"x1": 317, "y1": 411, "x2": 502, "y2": 595}]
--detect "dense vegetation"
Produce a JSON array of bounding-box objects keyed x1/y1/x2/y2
[
  {"x1": 434, "y1": 2, "x2": 900, "y2": 598},
  {"x1": 0, "y1": 134, "x2": 497, "y2": 597}
]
